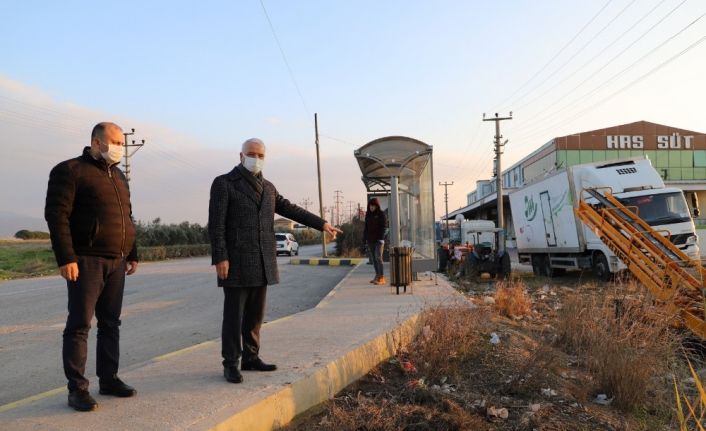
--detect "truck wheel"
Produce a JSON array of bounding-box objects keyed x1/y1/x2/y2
[
  {"x1": 466, "y1": 254, "x2": 480, "y2": 279},
  {"x1": 593, "y1": 252, "x2": 611, "y2": 282},
  {"x1": 543, "y1": 255, "x2": 555, "y2": 278},
  {"x1": 498, "y1": 252, "x2": 511, "y2": 279},
  {"x1": 531, "y1": 255, "x2": 543, "y2": 276}
]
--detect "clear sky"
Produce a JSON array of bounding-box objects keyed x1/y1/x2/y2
[{"x1": 1, "y1": 0, "x2": 705, "y2": 228}]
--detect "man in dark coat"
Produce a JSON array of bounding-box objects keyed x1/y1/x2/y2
[
  {"x1": 208, "y1": 138, "x2": 341, "y2": 384},
  {"x1": 45, "y1": 122, "x2": 139, "y2": 412}
]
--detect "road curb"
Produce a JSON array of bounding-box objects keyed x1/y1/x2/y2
[
  {"x1": 289, "y1": 258, "x2": 365, "y2": 266},
  {"x1": 210, "y1": 312, "x2": 422, "y2": 431}
]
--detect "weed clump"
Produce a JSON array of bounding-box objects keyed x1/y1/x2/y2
[
  {"x1": 555, "y1": 283, "x2": 681, "y2": 412},
  {"x1": 493, "y1": 279, "x2": 532, "y2": 319}
]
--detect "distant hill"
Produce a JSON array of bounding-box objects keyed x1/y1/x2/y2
[{"x1": 0, "y1": 211, "x2": 48, "y2": 239}]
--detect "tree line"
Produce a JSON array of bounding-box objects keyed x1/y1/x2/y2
[{"x1": 15, "y1": 218, "x2": 326, "y2": 250}]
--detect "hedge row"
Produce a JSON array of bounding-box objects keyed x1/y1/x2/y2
[
  {"x1": 139, "y1": 244, "x2": 210, "y2": 261},
  {"x1": 15, "y1": 230, "x2": 50, "y2": 240}
]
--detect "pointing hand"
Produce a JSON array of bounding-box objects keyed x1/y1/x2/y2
[{"x1": 323, "y1": 222, "x2": 343, "y2": 240}]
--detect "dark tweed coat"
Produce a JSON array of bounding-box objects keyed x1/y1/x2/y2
[{"x1": 208, "y1": 166, "x2": 326, "y2": 287}]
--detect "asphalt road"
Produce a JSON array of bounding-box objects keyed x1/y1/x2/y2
[{"x1": 0, "y1": 244, "x2": 346, "y2": 406}]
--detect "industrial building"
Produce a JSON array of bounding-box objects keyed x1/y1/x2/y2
[{"x1": 447, "y1": 121, "x2": 706, "y2": 247}]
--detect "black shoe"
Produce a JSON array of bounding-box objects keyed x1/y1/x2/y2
[
  {"x1": 68, "y1": 390, "x2": 97, "y2": 412},
  {"x1": 241, "y1": 358, "x2": 277, "y2": 372},
  {"x1": 98, "y1": 375, "x2": 137, "y2": 397},
  {"x1": 224, "y1": 366, "x2": 243, "y2": 383}
]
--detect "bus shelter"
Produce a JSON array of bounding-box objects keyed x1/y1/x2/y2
[{"x1": 354, "y1": 136, "x2": 436, "y2": 273}]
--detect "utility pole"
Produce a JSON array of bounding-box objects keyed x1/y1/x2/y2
[
  {"x1": 347, "y1": 201, "x2": 355, "y2": 223},
  {"x1": 483, "y1": 112, "x2": 512, "y2": 253},
  {"x1": 301, "y1": 197, "x2": 312, "y2": 212},
  {"x1": 439, "y1": 181, "x2": 454, "y2": 240},
  {"x1": 334, "y1": 190, "x2": 343, "y2": 226},
  {"x1": 314, "y1": 113, "x2": 327, "y2": 257},
  {"x1": 122, "y1": 128, "x2": 145, "y2": 182}
]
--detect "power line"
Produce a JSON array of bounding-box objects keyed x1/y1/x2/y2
[
  {"x1": 511, "y1": 0, "x2": 694, "y2": 137},
  {"x1": 259, "y1": 0, "x2": 310, "y2": 116},
  {"x1": 517, "y1": 33, "x2": 706, "y2": 143},
  {"x1": 509, "y1": 0, "x2": 643, "y2": 112},
  {"x1": 319, "y1": 133, "x2": 359, "y2": 148},
  {"x1": 0, "y1": 94, "x2": 92, "y2": 122},
  {"x1": 494, "y1": 0, "x2": 614, "y2": 111}
]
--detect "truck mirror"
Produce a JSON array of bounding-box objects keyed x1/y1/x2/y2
[{"x1": 691, "y1": 193, "x2": 700, "y2": 217}]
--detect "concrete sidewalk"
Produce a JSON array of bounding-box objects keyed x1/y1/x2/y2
[{"x1": 0, "y1": 264, "x2": 466, "y2": 431}]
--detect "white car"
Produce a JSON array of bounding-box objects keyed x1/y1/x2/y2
[{"x1": 275, "y1": 233, "x2": 299, "y2": 256}]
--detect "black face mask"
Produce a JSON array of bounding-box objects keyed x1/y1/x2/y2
[{"x1": 369, "y1": 206, "x2": 376, "y2": 212}]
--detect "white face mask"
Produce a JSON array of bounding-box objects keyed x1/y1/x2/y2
[
  {"x1": 101, "y1": 144, "x2": 123, "y2": 165},
  {"x1": 243, "y1": 156, "x2": 264, "y2": 174}
]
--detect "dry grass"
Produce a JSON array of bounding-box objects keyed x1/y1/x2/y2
[
  {"x1": 555, "y1": 282, "x2": 681, "y2": 413},
  {"x1": 493, "y1": 279, "x2": 532, "y2": 319},
  {"x1": 340, "y1": 247, "x2": 364, "y2": 258},
  {"x1": 675, "y1": 357, "x2": 706, "y2": 430},
  {"x1": 315, "y1": 391, "x2": 487, "y2": 431},
  {"x1": 288, "y1": 276, "x2": 693, "y2": 430},
  {"x1": 407, "y1": 305, "x2": 490, "y2": 381}
]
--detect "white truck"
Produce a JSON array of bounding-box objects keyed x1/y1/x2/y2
[{"x1": 509, "y1": 157, "x2": 700, "y2": 280}]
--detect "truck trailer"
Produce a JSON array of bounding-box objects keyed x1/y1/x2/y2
[{"x1": 508, "y1": 157, "x2": 700, "y2": 280}]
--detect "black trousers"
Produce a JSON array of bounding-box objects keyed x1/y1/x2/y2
[
  {"x1": 221, "y1": 286, "x2": 267, "y2": 368},
  {"x1": 63, "y1": 256, "x2": 126, "y2": 392}
]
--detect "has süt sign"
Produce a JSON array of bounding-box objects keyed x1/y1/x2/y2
[{"x1": 606, "y1": 133, "x2": 695, "y2": 150}]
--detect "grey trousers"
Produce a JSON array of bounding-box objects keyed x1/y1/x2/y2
[{"x1": 221, "y1": 286, "x2": 267, "y2": 368}]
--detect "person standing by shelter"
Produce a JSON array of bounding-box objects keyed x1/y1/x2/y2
[{"x1": 363, "y1": 197, "x2": 386, "y2": 285}]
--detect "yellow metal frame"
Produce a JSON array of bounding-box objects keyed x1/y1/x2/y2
[{"x1": 575, "y1": 189, "x2": 706, "y2": 339}]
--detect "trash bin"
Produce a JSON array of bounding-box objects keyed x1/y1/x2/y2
[{"x1": 390, "y1": 246, "x2": 413, "y2": 294}]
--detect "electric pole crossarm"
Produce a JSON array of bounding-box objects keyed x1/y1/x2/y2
[{"x1": 122, "y1": 128, "x2": 146, "y2": 182}]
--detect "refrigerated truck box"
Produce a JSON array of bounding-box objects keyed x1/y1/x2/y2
[{"x1": 508, "y1": 157, "x2": 699, "y2": 278}]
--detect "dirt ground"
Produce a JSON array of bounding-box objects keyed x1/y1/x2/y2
[{"x1": 284, "y1": 270, "x2": 701, "y2": 431}]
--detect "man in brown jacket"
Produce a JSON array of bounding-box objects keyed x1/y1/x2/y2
[{"x1": 208, "y1": 138, "x2": 341, "y2": 383}]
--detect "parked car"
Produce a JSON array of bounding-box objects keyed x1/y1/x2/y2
[{"x1": 275, "y1": 233, "x2": 299, "y2": 256}]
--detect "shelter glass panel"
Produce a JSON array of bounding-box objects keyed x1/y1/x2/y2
[{"x1": 398, "y1": 161, "x2": 435, "y2": 261}]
